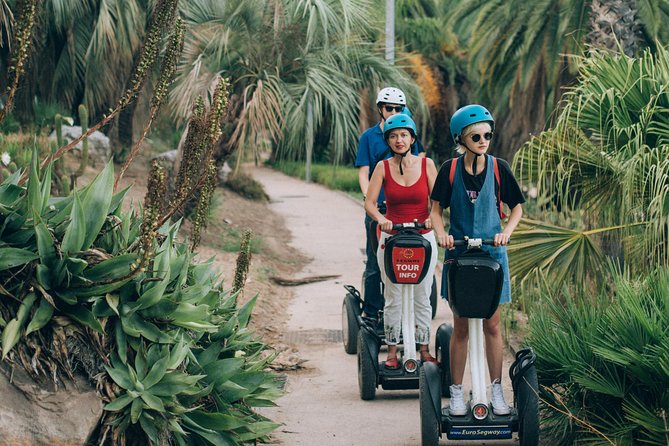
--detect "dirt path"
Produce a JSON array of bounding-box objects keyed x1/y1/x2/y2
[{"x1": 250, "y1": 166, "x2": 520, "y2": 446}]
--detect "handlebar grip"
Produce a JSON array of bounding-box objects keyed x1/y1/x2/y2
[
  {"x1": 391, "y1": 221, "x2": 428, "y2": 230},
  {"x1": 452, "y1": 238, "x2": 509, "y2": 247}
]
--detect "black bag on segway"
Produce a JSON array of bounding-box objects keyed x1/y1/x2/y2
[
  {"x1": 383, "y1": 230, "x2": 432, "y2": 285},
  {"x1": 447, "y1": 247, "x2": 503, "y2": 319}
]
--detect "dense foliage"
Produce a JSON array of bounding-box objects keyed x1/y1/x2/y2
[
  {"x1": 526, "y1": 268, "x2": 669, "y2": 445},
  {"x1": 0, "y1": 157, "x2": 281, "y2": 444}
]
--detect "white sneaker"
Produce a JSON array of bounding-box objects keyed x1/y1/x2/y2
[
  {"x1": 448, "y1": 384, "x2": 467, "y2": 416},
  {"x1": 491, "y1": 379, "x2": 511, "y2": 415}
]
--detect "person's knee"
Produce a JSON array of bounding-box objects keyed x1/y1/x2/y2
[{"x1": 483, "y1": 319, "x2": 501, "y2": 337}]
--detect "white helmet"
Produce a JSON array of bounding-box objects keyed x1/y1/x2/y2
[{"x1": 376, "y1": 87, "x2": 406, "y2": 106}]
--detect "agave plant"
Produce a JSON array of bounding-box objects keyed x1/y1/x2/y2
[
  {"x1": 526, "y1": 267, "x2": 669, "y2": 445},
  {"x1": 0, "y1": 154, "x2": 282, "y2": 444}
]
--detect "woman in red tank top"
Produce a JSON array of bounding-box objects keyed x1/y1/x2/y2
[{"x1": 364, "y1": 113, "x2": 439, "y2": 369}]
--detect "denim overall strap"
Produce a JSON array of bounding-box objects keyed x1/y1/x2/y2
[{"x1": 441, "y1": 155, "x2": 511, "y2": 303}]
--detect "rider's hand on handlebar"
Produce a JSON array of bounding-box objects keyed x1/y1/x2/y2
[
  {"x1": 494, "y1": 232, "x2": 511, "y2": 246},
  {"x1": 423, "y1": 218, "x2": 432, "y2": 230},
  {"x1": 378, "y1": 218, "x2": 393, "y2": 233},
  {"x1": 437, "y1": 233, "x2": 454, "y2": 249}
]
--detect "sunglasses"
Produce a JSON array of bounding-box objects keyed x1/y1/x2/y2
[
  {"x1": 469, "y1": 132, "x2": 493, "y2": 142},
  {"x1": 383, "y1": 105, "x2": 404, "y2": 113}
]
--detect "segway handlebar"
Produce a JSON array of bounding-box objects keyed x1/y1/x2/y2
[
  {"x1": 453, "y1": 237, "x2": 509, "y2": 248},
  {"x1": 391, "y1": 221, "x2": 428, "y2": 231}
]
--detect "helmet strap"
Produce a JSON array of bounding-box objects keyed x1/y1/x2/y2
[
  {"x1": 461, "y1": 139, "x2": 482, "y2": 176},
  {"x1": 391, "y1": 148, "x2": 410, "y2": 175}
]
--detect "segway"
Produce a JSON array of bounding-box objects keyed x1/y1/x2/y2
[
  {"x1": 419, "y1": 238, "x2": 539, "y2": 445},
  {"x1": 357, "y1": 221, "x2": 436, "y2": 400},
  {"x1": 342, "y1": 220, "x2": 438, "y2": 354}
]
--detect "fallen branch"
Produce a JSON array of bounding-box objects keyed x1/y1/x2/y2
[{"x1": 270, "y1": 275, "x2": 341, "y2": 286}]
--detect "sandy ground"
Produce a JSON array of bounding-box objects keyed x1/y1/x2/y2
[{"x1": 249, "y1": 166, "x2": 522, "y2": 446}]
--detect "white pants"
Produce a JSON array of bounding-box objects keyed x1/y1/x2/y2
[{"x1": 377, "y1": 230, "x2": 438, "y2": 345}]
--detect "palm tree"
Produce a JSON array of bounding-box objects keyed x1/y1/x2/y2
[
  {"x1": 0, "y1": 0, "x2": 148, "y2": 137},
  {"x1": 439, "y1": 0, "x2": 669, "y2": 161},
  {"x1": 510, "y1": 45, "x2": 669, "y2": 285},
  {"x1": 169, "y1": 0, "x2": 427, "y2": 170}
]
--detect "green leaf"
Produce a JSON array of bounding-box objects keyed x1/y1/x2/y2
[
  {"x1": 185, "y1": 411, "x2": 246, "y2": 431},
  {"x1": 80, "y1": 160, "x2": 114, "y2": 250},
  {"x1": 83, "y1": 254, "x2": 138, "y2": 282},
  {"x1": 121, "y1": 312, "x2": 174, "y2": 343},
  {"x1": 61, "y1": 190, "x2": 86, "y2": 254},
  {"x1": 237, "y1": 294, "x2": 257, "y2": 328},
  {"x1": 26, "y1": 146, "x2": 41, "y2": 220},
  {"x1": 140, "y1": 392, "x2": 165, "y2": 412},
  {"x1": 25, "y1": 298, "x2": 54, "y2": 335},
  {"x1": 142, "y1": 356, "x2": 169, "y2": 389},
  {"x1": 1, "y1": 293, "x2": 38, "y2": 359},
  {"x1": 59, "y1": 303, "x2": 104, "y2": 333},
  {"x1": 0, "y1": 248, "x2": 38, "y2": 271},
  {"x1": 105, "y1": 362, "x2": 135, "y2": 390},
  {"x1": 149, "y1": 372, "x2": 205, "y2": 397},
  {"x1": 34, "y1": 222, "x2": 57, "y2": 268},
  {"x1": 130, "y1": 397, "x2": 143, "y2": 424},
  {"x1": 104, "y1": 393, "x2": 135, "y2": 411}
]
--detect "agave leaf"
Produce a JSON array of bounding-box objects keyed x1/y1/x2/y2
[
  {"x1": 121, "y1": 312, "x2": 174, "y2": 343},
  {"x1": 115, "y1": 319, "x2": 128, "y2": 364},
  {"x1": 84, "y1": 254, "x2": 138, "y2": 282},
  {"x1": 237, "y1": 294, "x2": 257, "y2": 328},
  {"x1": 149, "y1": 372, "x2": 205, "y2": 397},
  {"x1": 142, "y1": 356, "x2": 169, "y2": 389},
  {"x1": 59, "y1": 303, "x2": 104, "y2": 333},
  {"x1": 40, "y1": 163, "x2": 52, "y2": 212},
  {"x1": 217, "y1": 380, "x2": 249, "y2": 402},
  {"x1": 1, "y1": 293, "x2": 37, "y2": 359},
  {"x1": 185, "y1": 410, "x2": 246, "y2": 431},
  {"x1": 0, "y1": 248, "x2": 38, "y2": 271},
  {"x1": 139, "y1": 412, "x2": 160, "y2": 442},
  {"x1": 236, "y1": 421, "x2": 281, "y2": 440},
  {"x1": 202, "y1": 358, "x2": 244, "y2": 387},
  {"x1": 104, "y1": 393, "x2": 135, "y2": 411},
  {"x1": 34, "y1": 222, "x2": 57, "y2": 268},
  {"x1": 61, "y1": 189, "x2": 86, "y2": 254},
  {"x1": 181, "y1": 415, "x2": 236, "y2": 445},
  {"x1": 130, "y1": 397, "x2": 143, "y2": 424},
  {"x1": 140, "y1": 392, "x2": 166, "y2": 412},
  {"x1": 105, "y1": 358, "x2": 135, "y2": 390},
  {"x1": 26, "y1": 146, "x2": 41, "y2": 220},
  {"x1": 136, "y1": 233, "x2": 173, "y2": 310},
  {"x1": 25, "y1": 298, "x2": 55, "y2": 335},
  {"x1": 80, "y1": 160, "x2": 114, "y2": 250},
  {"x1": 166, "y1": 339, "x2": 190, "y2": 370}
]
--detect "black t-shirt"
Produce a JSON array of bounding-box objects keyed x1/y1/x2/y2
[{"x1": 431, "y1": 157, "x2": 525, "y2": 211}]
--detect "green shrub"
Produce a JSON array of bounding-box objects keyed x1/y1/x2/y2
[
  {"x1": 224, "y1": 171, "x2": 269, "y2": 201},
  {"x1": 0, "y1": 158, "x2": 282, "y2": 445},
  {"x1": 526, "y1": 269, "x2": 669, "y2": 445},
  {"x1": 270, "y1": 161, "x2": 359, "y2": 193}
]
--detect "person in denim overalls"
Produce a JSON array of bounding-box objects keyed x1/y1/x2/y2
[{"x1": 430, "y1": 104, "x2": 525, "y2": 417}]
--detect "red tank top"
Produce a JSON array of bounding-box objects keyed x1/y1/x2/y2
[{"x1": 383, "y1": 157, "x2": 430, "y2": 232}]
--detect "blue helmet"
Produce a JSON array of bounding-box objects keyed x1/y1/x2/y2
[
  {"x1": 383, "y1": 113, "x2": 417, "y2": 140},
  {"x1": 449, "y1": 104, "x2": 494, "y2": 144}
]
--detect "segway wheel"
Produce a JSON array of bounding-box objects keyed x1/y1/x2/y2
[
  {"x1": 342, "y1": 293, "x2": 361, "y2": 354},
  {"x1": 517, "y1": 366, "x2": 540, "y2": 446},
  {"x1": 357, "y1": 332, "x2": 377, "y2": 400},
  {"x1": 420, "y1": 365, "x2": 440, "y2": 446},
  {"x1": 435, "y1": 324, "x2": 452, "y2": 397},
  {"x1": 430, "y1": 276, "x2": 438, "y2": 319}
]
